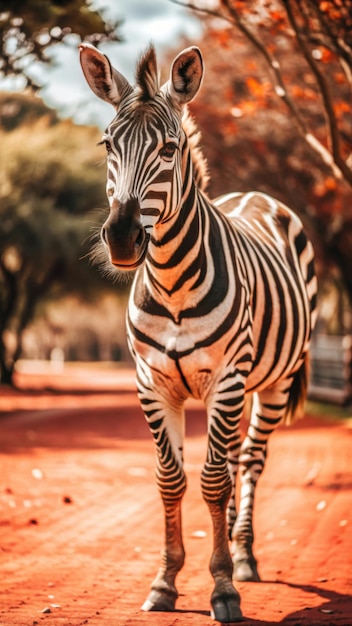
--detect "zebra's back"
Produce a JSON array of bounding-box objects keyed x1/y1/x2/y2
[{"x1": 214, "y1": 190, "x2": 317, "y2": 396}]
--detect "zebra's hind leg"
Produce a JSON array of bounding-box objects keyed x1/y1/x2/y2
[
  {"x1": 226, "y1": 431, "x2": 242, "y2": 540},
  {"x1": 231, "y1": 385, "x2": 289, "y2": 582},
  {"x1": 226, "y1": 394, "x2": 252, "y2": 540}
]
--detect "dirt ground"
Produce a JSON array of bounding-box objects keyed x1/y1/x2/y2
[{"x1": 0, "y1": 364, "x2": 351, "y2": 626}]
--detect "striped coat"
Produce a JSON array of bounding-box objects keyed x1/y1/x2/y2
[{"x1": 80, "y1": 43, "x2": 317, "y2": 623}]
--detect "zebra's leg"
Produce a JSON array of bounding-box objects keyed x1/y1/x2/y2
[
  {"x1": 141, "y1": 396, "x2": 186, "y2": 613},
  {"x1": 232, "y1": 384, "x2": 289, "y2": 582},
  {"x1": 201, "y1": 395, "x2": 244, "y2": 623},
  {"x1": 226, "y1": 433, "x2": 241, "y2": 540},
  {"x1": 226, "y1": 394, "x2": 251, "y2": 540}
]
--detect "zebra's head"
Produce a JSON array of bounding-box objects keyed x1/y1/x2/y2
[{"x1": 79, "y1": 43, "x2": 204, "y2": 272}]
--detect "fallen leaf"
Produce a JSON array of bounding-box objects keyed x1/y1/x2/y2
[
  {"x1": 191, "y1": 530, "x2": 207, "y2": 538},
  {"x1": 266, "y1": 531, "x2": 275, "y2": 541},
  {"x1": 316, "y1": 500, "x2": 327, "y2": 511},
  {"x1": 32, "y1": 469, "x2": 43, "y2": 480}
]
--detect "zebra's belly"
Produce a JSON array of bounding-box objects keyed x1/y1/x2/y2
[
  {"x1": 131, "y1": 334, "x2": 223, "y2": 401},
  {"x1": 128, "y1": 297, "x2": 308, "y2": 402},
  {"x1": 128, "y1": 316, "x2": 254, "y2": 403},
  {"x1": 136, "y1": 352, "x2": 217, "y2": 402}
]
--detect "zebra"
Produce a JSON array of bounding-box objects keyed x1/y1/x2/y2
[{"x1": 79, "y1": 43, "x2": 317, "y2": 623}]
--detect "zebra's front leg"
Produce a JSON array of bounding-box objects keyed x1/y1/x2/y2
[
  {"x1": 142, "y1": 497, "x2": 185, "y2": 612},
  {"x1": 231, "y1": 387, "x2": 287, "y2": 582},
  {"x1": 202, "y1": 409, "x2": 243, "y2": 623},
  {"x1": 141, "y1": 398, "x2": 186, "y2": 613}
]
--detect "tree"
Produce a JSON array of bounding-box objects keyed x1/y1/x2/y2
[
  {"x1": 0, "y1": 92, "x2": 112, "y2": 383},
  {"x1": 0, "y1": 0, "x2": 122, "y2": 89},
  {"x1": 173, "y1": 0, "x2": 352, "y2": 183},
  {"x1": 170, "y1": 0, "x2": 352, "y2": 313},
  {"x1": 0, "y1": 3, "x2": 125, "y2": 383}
]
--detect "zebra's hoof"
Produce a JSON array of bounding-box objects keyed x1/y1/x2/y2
[
  {"x1": 141, "y1": 587, "x2": 177, "y2": 612},
  {"x1": 210, "y1": 588, "x2": 243, "y2": 623},
  {"x1": 233, "y1": 557, "x2": 260, "y2": 582}
]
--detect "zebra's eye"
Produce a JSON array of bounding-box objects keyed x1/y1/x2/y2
[
  {"x1": 98, "y1": 139, "x2": 113, "y2": 154},
  {"x1": 159, "y1": 142, "x2": 178, "y2": 160},
  {"x1": 104, "y1": 141, "x2": 113, "y2": 154}
]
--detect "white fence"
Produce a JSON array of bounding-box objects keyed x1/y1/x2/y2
[{"x1": 309, "y1": 334, "x2": 352, "y2": 405}]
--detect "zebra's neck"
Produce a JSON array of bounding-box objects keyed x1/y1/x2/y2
[
  {"x1": 138, "y1": 182, "x2": 235, "y2": 325},
  {"x1": 146, "y1": 185, "x2": 204, "y2": 296}
]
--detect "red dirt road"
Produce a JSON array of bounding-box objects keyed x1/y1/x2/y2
[{"x1": 0, "y1": 366, "x2": 351, "y2": 625}]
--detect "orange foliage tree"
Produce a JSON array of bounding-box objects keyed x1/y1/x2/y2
[{"x1": 171, "y1": 0, "x2": 352, "y2": 317}]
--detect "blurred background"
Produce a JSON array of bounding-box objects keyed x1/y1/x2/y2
[{"x1": 0, "y1": 0, "x2": 351, "y2": 403}]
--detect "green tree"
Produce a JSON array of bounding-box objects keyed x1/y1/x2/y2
[
  {"x1": 0, "y1": 2, "x2": 125, "y2": 383},
  {"x1": 0, "y1": 0, "x2": 122, "y2": 89},
  {"x1": 0, "y1": 92, "x2": 110, "y2": 383}
]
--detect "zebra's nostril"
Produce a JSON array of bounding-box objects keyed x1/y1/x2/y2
[
  {"x1": 135, "y1": 228, "x2": 144, "y2": 248},
  {"x1": 101, "y1": 225, "x2": 108, "y2": 245}
]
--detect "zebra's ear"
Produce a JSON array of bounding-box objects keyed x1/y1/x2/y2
[
  {"x1": 164, "y1": 47, "x2": 203, "y2": 108},
  {"x1": 79, "y1": 42, "x2": 132, "y2": 107}
]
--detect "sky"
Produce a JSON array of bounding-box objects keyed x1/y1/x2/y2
[{"x1": 23, "y1": 0, "x2": 203, "y2": 128}]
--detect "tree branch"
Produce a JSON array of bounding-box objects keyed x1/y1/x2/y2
[
  {"x1": 171, "y1": 0, "x2": 346, "y2": 179},
  {"x1": 286, "y1": 0, "x2": 352, "y2": 183},
  {"x1": 307, "y1": 0, "x2": 352, "y2": 67}
]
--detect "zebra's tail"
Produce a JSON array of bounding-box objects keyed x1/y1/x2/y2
[{"x1": 284, "y1": 352, "x2": 310, "y2": 425}]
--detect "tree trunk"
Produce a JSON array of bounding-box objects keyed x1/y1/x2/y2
[{"x1": 0, "y1": 341, "x2": 14, "y2": 385}]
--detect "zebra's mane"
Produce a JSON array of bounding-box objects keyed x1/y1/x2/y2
[
  {"x1": 182, "y1": 108, "x2": 210, "y2": 192},
  {"x1": 135, "y1": 45, "x2": 210, "y2": 192},
  {"x1": 135, "y1": 45, "x2": 160, "y2": 101}
]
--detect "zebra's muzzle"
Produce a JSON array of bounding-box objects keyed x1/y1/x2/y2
[
  {"x1": 110, "y1": 230, "x2": 150, "y2": 271},
  {"x1": 101, "y1": 223, "x2": 149, "y2": 271},
  {"x1": 101, "y1": 197, "x2": 150, "y2": 271}
]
